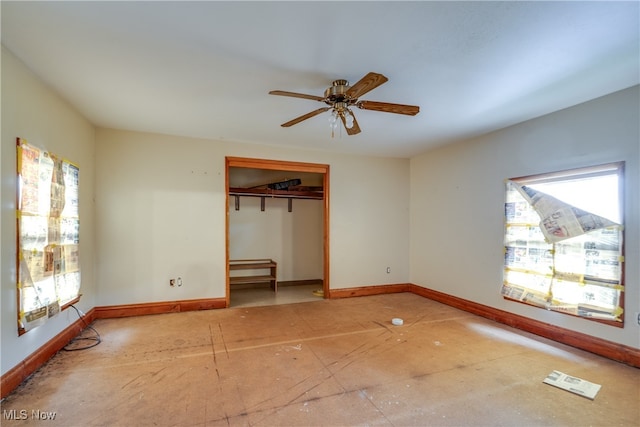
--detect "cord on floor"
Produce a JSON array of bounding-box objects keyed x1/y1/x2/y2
[{"x1": 63, "y1": 304, "x2": 101, "y2": 351}]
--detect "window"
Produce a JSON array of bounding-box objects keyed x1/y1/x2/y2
[
  {"x1": 502, "y1": 163, "x2": 624, "y2": 325},
  {"x1": 17, "y1": 138, "x2": 81, "y2": 334}
]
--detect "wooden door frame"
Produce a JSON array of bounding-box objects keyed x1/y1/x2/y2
[{"x1": 225, "y1": 157, "x2": 330, "y2": 307}]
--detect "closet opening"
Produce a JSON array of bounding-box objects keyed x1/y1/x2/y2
[{"x1": 225, "y1": 157, "x2": 329, "y2": 308}]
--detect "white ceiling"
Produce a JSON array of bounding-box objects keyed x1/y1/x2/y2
[{"x1": 2, "y1": 1, "x2": 638, "y2": 158}]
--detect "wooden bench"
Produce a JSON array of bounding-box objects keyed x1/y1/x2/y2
[{"x1": 229, "y1": 259, "x2": 278, "y2": 292}]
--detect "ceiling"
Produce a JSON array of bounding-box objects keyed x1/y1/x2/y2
[{"x1": 2, "y1": 1, "x2": 638, "y2": 158}]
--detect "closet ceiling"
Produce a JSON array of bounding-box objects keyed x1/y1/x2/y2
[{"x1": 2, "y1": 1, "x2": 638, "y2": 158}]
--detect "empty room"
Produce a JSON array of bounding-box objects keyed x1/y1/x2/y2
[{"x1": 1, "y1": 2, "x2": 639, "y2": 426}]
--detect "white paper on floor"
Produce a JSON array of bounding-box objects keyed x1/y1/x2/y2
[{"x1": 543, "y1": 370, "x2": 602, "y2": 400}]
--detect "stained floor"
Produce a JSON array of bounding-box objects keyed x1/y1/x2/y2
[{"x1": 1, "y1": 293, "x2": 638, "y2": 426}]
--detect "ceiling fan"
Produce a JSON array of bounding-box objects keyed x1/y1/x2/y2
[{"x1": 269, "y1": 72, "x2": 419, "y2": 136}]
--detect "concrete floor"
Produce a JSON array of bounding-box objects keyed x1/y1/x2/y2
[
  {"x1": 230, "y1": 283, "x2": 323, "y2": 308},
  {"x1": 1, "y1": 293, "x2": 638, "y2": 426}
]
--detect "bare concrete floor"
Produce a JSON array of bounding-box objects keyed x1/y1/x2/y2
[
  {"x1": 230, "y1": 284, "x2": 323, "y2": 308},
  {"x1": 1, "y1": 293, "x2": 639, "y2": 426}
]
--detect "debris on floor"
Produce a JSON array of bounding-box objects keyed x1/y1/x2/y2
[{"x1": 543, "y1": 370, "x2": 602, "y2": 400}]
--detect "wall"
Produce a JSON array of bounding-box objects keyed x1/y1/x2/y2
[
  {"x1": 95, "y1": 128, "x2": 411, "y2": 305},
  {"x1": 1, "y1": 47, "x2": 96, "y2": 376},
  {"x1": 229, "y1": 197, "x2": 323, "y2": 281},
  {"x1": 410, "y1": 86, "x2": 640, "y2": 349}
]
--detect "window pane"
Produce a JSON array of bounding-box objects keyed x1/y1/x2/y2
[
  {"x1": 529, "y1": 174, "x2": 620, "y2": 223},
  {"x1": 502, "y1": 163, "x2": 624, "y2": 324},
  {"x1": 17, "y1": 139, "x2": 81, "y2": 334}
]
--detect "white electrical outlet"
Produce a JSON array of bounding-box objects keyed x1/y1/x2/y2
[{"x1": 386, "y1": 267, "x2": 391, "y2": 274}]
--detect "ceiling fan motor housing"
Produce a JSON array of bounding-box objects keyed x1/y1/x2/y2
[{"x1": 324, "y1": 79, "x2": 353, "y2": 105}]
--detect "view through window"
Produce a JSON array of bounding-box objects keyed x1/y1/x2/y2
[{"x1": 502, "y1": 163, "x2": 624, "y2": 325}]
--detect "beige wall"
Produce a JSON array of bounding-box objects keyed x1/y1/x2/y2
[
  {"x1": 410, "y1": 86, "x2": 640, "y2": 349},
  {"x1": 1, "y1": 47, "x2": 97, "y2": 375},
  {"x1": 95, "y1": 128, "x2": 411, "y2": 306}
]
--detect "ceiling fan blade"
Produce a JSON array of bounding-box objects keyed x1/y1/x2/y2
[
  {"x1": 281, "y1": 107, "x2": 331, "y2": 127},
  {"x1": 357, "y1": 100, "x2": 420, "y2": 116},
  {"x1": 346, "y1": 72, "x2": 388, "y2": 99},
  {"x1": 269, "y1": 90, "x2": 325, "y2": 102},
  {"x1": 341, "y1": 112, "x2": 361, "y2": 135}
]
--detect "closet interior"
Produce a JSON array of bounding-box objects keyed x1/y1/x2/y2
[{"x1": 227, "y1": 166, "x2": 325, "y2": 307}]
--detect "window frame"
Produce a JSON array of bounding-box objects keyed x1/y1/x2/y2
[{"x1": 503, "y1": 162, "x2": 625, "y2": 327}]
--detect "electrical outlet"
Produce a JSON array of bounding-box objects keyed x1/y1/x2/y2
[
  {"x1": 169, "y1": 279, "x2": 175, "y2": 287},
  {"x1": 177, "y1": 277, "x2": 183, "y2": 287},
  {"x1": 637, "y1": 312, "x2": 640, "y2": 326},
  {"x1": 386, "y1": 267, "x2": 391, "y2": 274}
]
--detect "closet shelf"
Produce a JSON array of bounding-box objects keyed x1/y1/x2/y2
[
  {"x1": 229, "y1": 187, "x2": 323, "y2": 200},
  {"x1": 229, "y1": 259, "x2": 278, "y2": 292}
]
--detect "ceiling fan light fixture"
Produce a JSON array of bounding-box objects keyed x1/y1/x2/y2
[
  {"x1": 329, "y1": 110, "x2": 338, "y2": 125},
  {"x1": 344, "y1": 109, "x2": 355, "y2": 129}
]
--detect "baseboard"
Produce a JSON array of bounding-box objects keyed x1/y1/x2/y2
[
  {"x1": 278, "y1": 279, "x2": 323, "y2": 287},
  {"x1": 94, "y1": 297, "x2": 227, "y2": 319},
  {"x1": 410, "y1": 285, "x2": 640, "y2": 368},
  {"x1": 328, "y1": 283, "x2": 412, "y2": 299},
  {"x1": 1, "y1": 307, "x2": 97, "y2": 399}
]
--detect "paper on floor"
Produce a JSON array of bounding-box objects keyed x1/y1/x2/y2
[{"x1": 543, "y1": 370, "x2": 602, "y2": 400}]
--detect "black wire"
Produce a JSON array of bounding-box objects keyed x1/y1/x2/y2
[{"x1": 63, "y1": 304, "x2": 101, "y2": 351}]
